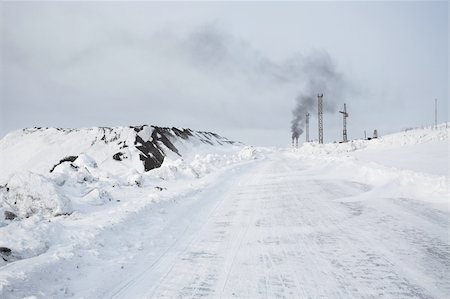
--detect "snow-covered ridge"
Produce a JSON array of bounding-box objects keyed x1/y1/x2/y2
[
  {"x1": 0, "y1": 125, "x2": 240, "y2": 181},
  {"x1": 0, "y1": 125, "x2": 258, "y2": 271},
  {"x1": 0, "y1": 125, "x2": 252, "y2": 221}
]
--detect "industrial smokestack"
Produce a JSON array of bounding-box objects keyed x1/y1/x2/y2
[
  {"x1": 290, "y1": 51, "x2": 347, "y2": 144},
  {"x1": 291, "y1": 135, "x2": 299, "y2": 148}
]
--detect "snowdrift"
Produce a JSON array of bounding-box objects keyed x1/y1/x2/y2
[{"x1": 292, "y1": 124, "x2": 449, "y2": 204}]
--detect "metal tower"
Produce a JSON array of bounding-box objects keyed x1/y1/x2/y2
[
  {"x1": 305, "y1": 112, "x2": 310, "y2": 142},
  {"x1": 339, "y1": 103, "x2": 348, "y2": 142},
  {"x1": 317, "y1": 94, "x2": 324, "y2": 144},
  {"x1": 373, "y1": 129, "x2": 378, "y2": 139},
  {"x1": 435, "y1": 98, "x2": 438, "y2": 129}
]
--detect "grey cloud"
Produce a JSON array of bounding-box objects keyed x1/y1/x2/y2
[{"x1": 179, "y1": 25, "x2": 349, "y2": 141}]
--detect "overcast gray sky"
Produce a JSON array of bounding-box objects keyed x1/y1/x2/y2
[{"x1": 0, "y1": 1, "x2": 448, "y2": 147}]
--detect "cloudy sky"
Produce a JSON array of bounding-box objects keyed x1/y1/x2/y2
[{"x1": 0, "y1": 1, "x2": 448, "y2": 146}]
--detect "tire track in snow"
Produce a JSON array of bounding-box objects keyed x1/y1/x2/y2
[
  {"x1": 108, "y1": 152, "x2": 448, "y2": 298},
  {"x1": 109, "y1": 162, "x2": 260, "y2": 299}
]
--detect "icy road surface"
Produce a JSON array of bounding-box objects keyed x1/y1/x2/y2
[{"x1": 100, "y1": 153, "x2": 449, "y2": 299}]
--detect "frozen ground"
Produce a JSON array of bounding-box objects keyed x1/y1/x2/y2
[{"x1": 0, "y1": 125, "x2": 448, "y2": 298}]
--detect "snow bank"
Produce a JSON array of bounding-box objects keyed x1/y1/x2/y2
[
  {"x1": 150, "y1": 146, "x2": 261, "y2": 180},
  {"x1": 291, "y1": 124, "x2": 449, "y2": 204},
  {"x1": 336, "y1": 158, "x2": 448, "y2": 203},
  {"x1": 0, "y1": 172, "x2": 72, "y2": 219},
  {"x1": 298, "y1": 124, "x2": 449, "y2": 156},
  {"x1": 0, "y1": 217, "x2": 48, "y2": 267},
  {"x1": 82, "y1": 188, "x2": 112, "y2": 206},
  {"x1": 237, "y1": 146, "x2": 259, "y2": 160}
]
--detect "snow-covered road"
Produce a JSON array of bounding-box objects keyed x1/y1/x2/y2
[{"x1": 101, "y1": 153, "x2": 449, "y2": 299}]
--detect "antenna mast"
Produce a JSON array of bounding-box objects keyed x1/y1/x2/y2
[
  {"x1": 339, "y1": 103, "x2": 349, "y2": 142},
  {"x1": 305, "y1": 112, "x2": 310, "y2": 142},
  {"x1": 435, "y1": 98, "x2": 438, "y2": 129},
  {"x1": 317, "y1": 94, "x2": 324, "y2": 144}
]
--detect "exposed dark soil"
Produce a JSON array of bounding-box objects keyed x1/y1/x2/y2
[{"x1": 50, "y1": 156, "x2": 78, "y2": 173}]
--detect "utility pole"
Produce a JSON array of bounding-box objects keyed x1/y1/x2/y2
[
  {"x1": 435, "y1": 98, "x2": 438, "y2": 129},
  {"x1": 339, "y1": 103, "x2": 349, "y2": 142},
  {"x1": 317, "y1": 94, "x2": 324, "y2": 144},
  {"x1": 305, "y1": 112, "x2": 310, "y2": 142}
]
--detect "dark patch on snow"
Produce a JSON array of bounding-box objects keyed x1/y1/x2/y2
[
  {"x1": 54, "y1": 212, "x2": 72, "y2": 217},
  {"x1": 50, "y1": 156, "x2": 78, "y2": 173},
  {"x1": 0, "y1": 247, "x2": 11, "y2": 261},
  {"x1": 118, "y1": 141, "x2": 129, "y2": 149},
  {"x1": 113, "y1": 152, "x2": 124, "y2": 161},
  {"x1": 131, "y1": 125, "x2": 146, "y2": 133},
  {"x1": 151, "y1": 127, "x2": 180, "y2": 156},
  {"x1": 0, "y1": 184, "x2": 9, "y2": 192},
  {"x1": 99, "y1": 127, "x2": 120, "y2": 144},
  {"x1": 201, "y1": 139, "x2": 214, "y2": 145},
  {"x1": 131, "y1": 126, "x2": 184, "y2": 172},
  {"x1": 134, "y1": 135, "x2": 166, "y2": 171},
  {"x1": 4, "y1": 211, "x2": 16, "y2": 220},
  {"x1": 172, "y1": 127, "x2": 194, "y2": 139}
]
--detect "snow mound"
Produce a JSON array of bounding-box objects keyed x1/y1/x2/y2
[
  {"x1": 127, "y1": 171, "x2": 144, "y2": 187},
  {"x1": 73, "y1": 154, "x2": 98, "y2": 169},
  {"x1": 49, "y1": 154, "x2": 102, "y2": 188},
  {"x1": 148, "y1": 147, "x2": 260, "y2": 181},
  {"x1": 149, "y1": 159, "x2": 199, "y2": 180},
  {"x1": 0, "y1": 172, "x2": 72, "y2": 219},
  {"x1": 238, "y1": 146, "x2": 259, "y2": 160},
  {"x1": 0, "y1": 125, "x2": 242, "y2": 183},
  {"x1": 82, "y1": 188, "x2": 112, "y2": 206}
]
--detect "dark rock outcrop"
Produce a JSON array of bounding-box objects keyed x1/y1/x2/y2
[
  {"x1": 112, "y1": 152, "x2": 124, "y2": 161},
  {"x1": 0, "y1": 247, "x2": 11, "y2": 261},
  {"x1": 131, "y1": 126, "x2": 182, "y2": 171},
  {"x1": 4, "y1": 211, "x2": 17, "y2": 220},
  {"x1": 50, "y1": 156, "x2": 78, "y2": 173}
]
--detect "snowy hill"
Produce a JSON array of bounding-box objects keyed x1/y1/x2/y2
[
  {"x1": 0, "y1": 125, "x2": 240, "y2": 181},
  {"x1": 0, "y1": 125, "x2": 254, "y2": 218},
  {"x1": 0, "y1": 124, "x2": 448, "y2": 298}
]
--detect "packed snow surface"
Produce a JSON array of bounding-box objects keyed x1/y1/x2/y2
[{"x1": 0, "y1": 125, "x2": 448, "y2": 298}]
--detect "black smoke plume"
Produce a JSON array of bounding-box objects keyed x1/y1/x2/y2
[
  {"x1": 290, "y1": 51, "x2": 346, "y2": 142},
  {"x1": 181, "y1": 25, "x2": 348, "y2": 142}
]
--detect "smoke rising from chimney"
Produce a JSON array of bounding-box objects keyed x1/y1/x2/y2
[
  {"x1": 181, "y1": 25, "x2": 349, "y2": 142},
  {"x1": 290, "y1": 51, "x2": 347, "y2": 142}
]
